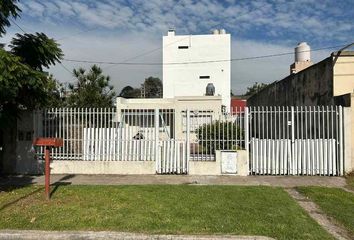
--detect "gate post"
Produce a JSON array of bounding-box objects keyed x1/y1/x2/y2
[
  {"x1": 186, "y1": 109, "x2": 190, "y2": 173},
  {"x1": 244, "y1": 107, "x2": 250, "y2": 175},
  {"x1": 290, "y1": 106, "x2": 295, "y2": 175},
  {"x1": 155, "y1": 108, "x2": 159, "y2": 173}
]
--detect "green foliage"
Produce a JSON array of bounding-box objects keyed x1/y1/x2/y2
[
  {"x1": 66, "y1": 65, "x2": 116, "y2": 108},
  {"x1": 0, "y1": 1, "x2": 64, "y2": 115},
  {"x1": 196, "y1": 120, "x2": 243, "y2": 153},
  {"x1": 10, "y1": 33, "x2": 63, "y2": 71},
  {"x1": 0, "y1": 49, "x2": 48, "y2": 123},
  {"x1": 119, "y1": 76, "x2": 162, "y2": 98},
  {"x1": 45, "y1": 75, "x2": 66, "y2": 108},
  {"x1": 0, "y1": 0, "x2": 21, "y2": 37},
  {"x1": 143, "y1": 76, "x2": 162, "y2": 98},
  {"x1": 0, "y1": 49, "x2": 47, "y2": 108},
  {"x1": 119, "y1": 85, "x2": 141, "y2": 98},
  {"x1": 244, "y1": 82, "x2": 268, "y2": 96}
]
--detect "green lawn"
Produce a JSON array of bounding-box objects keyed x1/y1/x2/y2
[
  {"x1": 0, "y1": 185, "x2": 333, "y2": 240},
  {"x1": 297, "y1": 186, "x2": 354, "y2": 235},
  {"x1": 346, "y1": 171, "x2": 354, "y2": 191}
]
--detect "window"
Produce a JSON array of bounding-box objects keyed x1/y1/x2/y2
[
  {"x1": 178, "y1": 46, "x2": 189, "y2": 49},
  {"x1": 199, "y1": 76, "x2": 210, "y2": 79}
]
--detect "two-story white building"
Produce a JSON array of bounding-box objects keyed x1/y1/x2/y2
[{"x1": 162, "y1": 29, "x2": 231, "y2": 110}]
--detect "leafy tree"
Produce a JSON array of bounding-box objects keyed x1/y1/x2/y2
[
  {"x1": 45, "y1": 75, "x2": 66, "y2": 108},
  {"x1": 244, "y1": 82, "x2": 268, "y2": 96},
  {"x1": 119, "y1": 76, "x2": 162, "y2": 99},
  {"x1": 119, "y1": 86, "x2": 141, "y2": 98},
  {"x1": 0, "y1": 0, "x2": 63, "y2": 115},
  {"x1": 0, "y1": 0, "x2": 21, "y2": 37},
  {"x1": 66, "y1": 65, "x2": 116, "y2": 108},
  {"x1": 10, "y1": 33, "x2": 63, "y2": 71},
  {"x1": 0, "y1": 0, "x2": 63, "y2": 173},
  {"x1": 142, "y1": 76, "x2": 162, "y2": 98},
  {"x1": 0, "y1": 48, "x2": 47, "y2": 123}
]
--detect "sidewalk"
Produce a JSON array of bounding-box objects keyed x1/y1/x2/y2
[
  {"x1": 0, "y1": 230, "x2": 274, "y2": 240},
  {"x1": 0, "y1": 174, "x2": 346, "y2": 188}
]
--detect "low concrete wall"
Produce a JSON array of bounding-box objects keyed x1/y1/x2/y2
[
  {"x1": 189, "y1": 150, "x2": 249, "y2": 176},
  {"x1": 49, "y1": 150, "x2": 249, "y2": 176},
  {"x1": 237, "y1": 150, "x2": 249, "y2": 176},
  {"x1": 51, "y1": 161, "x2": 156, "y2": 175}
]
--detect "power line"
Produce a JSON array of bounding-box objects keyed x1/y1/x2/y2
[
  {"x1": 103, "y1": 0, "x2": 272, "y2": 70},
  {"x1": 9, "y1": 18, "x2": 26, "y2": 33},
  {"x1": 62, "y1": 43, "x2": 347, "y2": 66},
  {"x1": 56, "y1": 27, "x2": 100, "y2": 41}
]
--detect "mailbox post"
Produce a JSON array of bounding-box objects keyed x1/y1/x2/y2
[{"x1": 33, "y1": 138, "x2": 63, "y2": 200}]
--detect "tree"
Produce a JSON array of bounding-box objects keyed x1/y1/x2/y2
[
  {"x1": 142, "y1": 76, "x2": 162, "y2": 98},
  {"x1": 244, "y1": 82, "x2": 268, "y2": 96},
  {"x1": 66, "y1": 65, "x2": 116, "y2": 108},
  {"x1": 10, "y1": 33, "x2": 63, "y2": 71},
  {"x1": 119, "y1": 86, "x2": 141, "y2": 98},
  {"x1": 119, "y1": 76, "x2": 162, "y2": 99},
  {"x1": 45, "y1": 75, "x2": 66, "y2": 108},
  {"x1": 0, "y1": 0, "x2": 21, "y2": 37},
  {"x1": 0, "y1": 0, "x2": 63, "y2": 115},
  {"x1": 0, "y1": 0, "x2": 63, "y2": 173},
  {"x1": 0, "y1": 48, "x2": 47, "y2": 123}
]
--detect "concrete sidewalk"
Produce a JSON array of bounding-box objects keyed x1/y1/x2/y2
[
  {"x1": 0, "y1": 174, "x2": 346, "y2": 188},
  {"x1": 0, "y1": 230, "x2": 274, "y2": 240}
]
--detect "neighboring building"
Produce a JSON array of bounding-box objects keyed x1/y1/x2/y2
[
  {"x1": 163, "y1": 29, "x2": 231, "y2": 110},
  {"x1": 247, "y1": 50, "x2": 354, "y2": 107},
  {"x1": 290, "y1": 42, "x2": 313, "y2": 74},
  {"x1": 116, "y1": 96, "x2": 223, "y2": 140},
  {"x1": 230, "y1": 97, "x2": 247, "y2": 114}
]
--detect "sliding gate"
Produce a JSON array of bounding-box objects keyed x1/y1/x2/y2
[{"x1": 248, "y1": 106, "x2": 344, "y2": 176}]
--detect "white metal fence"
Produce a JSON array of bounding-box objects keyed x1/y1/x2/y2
[
  {"x1": 33, "y1": 106, "x2": 345, "y2": 176},
  {"x1": 248, "y1": 106, "x2": 344, "y2": 176},
  {"x1": 157, "y1": 140, "x2": 188, "y2": 174},
  {"x1": 187, "y1": 108, "x2": 246, "y2": 161}
]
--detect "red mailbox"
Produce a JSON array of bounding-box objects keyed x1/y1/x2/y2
[{"x1": 33, "y1": 138, "x2": 63, "y2": 200}]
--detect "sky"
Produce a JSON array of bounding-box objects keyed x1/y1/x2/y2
[{"x1": 2, "y1": 0, "x2": 354, "y2": 95}]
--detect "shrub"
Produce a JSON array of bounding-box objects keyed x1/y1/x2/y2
[{"x1": 195, "y1": 120, "x2": 244, "y2": 154}]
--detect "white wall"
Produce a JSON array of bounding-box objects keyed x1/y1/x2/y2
[{"x1": 163, "y1": 32, "x2": 231, "y2": 110}]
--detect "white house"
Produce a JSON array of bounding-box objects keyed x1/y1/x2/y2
[{"x1": 162, "y1": 29, "x2": 231, "y2": 110}]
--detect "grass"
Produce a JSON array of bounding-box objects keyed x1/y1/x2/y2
[
  {"x1": 0, "y1": 185, "x2": 333, "y2": 240},
  {"x1": 297, "y1": 186, "x2": 354, "y2": 235},
  {"x1": 345, "y1": 171, "x2": 354, "y2": 191}
]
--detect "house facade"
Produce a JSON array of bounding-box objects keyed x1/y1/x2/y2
[{"x1": 162, "y1": 29, "x2": 231, "y2": 110}]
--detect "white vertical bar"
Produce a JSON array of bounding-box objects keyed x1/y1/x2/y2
[
  {"x1": 155, "y1": 108, "x2": 159, "y2": 173},
  {"x1": 339, "y1": 106, "x2": 344, "y2": 175},
  {"x1": 186, "y1": 109, "x2": 190, "y2": 174},
  {"x1": 244, "y1": 107, "x2": 249, "y2": 175}
]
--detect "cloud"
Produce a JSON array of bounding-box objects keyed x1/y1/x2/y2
[
  {"x1": 6, "y1": 0, "x2": 353, "y2": 95},
  {"x1": 17, "y1": 0, "x2": 354, "y2": 45}
]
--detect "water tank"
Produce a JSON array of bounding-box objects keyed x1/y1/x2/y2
[
  {"x1": 167, "y1": 28, "x2": 175, "y2": 36},
  {"x1": 295, "y1": 42, "x2": 311, "y2": 62},
  {"x1": 219, "y1": 29, "x2": 226, "y2": 34},
  {"x1": 212, "y1": 29, "x2": 219, "y2": 35},
  {"x1": 206, "y1": 83, "x2": 215, "y2": 96}
]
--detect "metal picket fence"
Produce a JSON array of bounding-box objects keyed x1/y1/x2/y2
[
  {"x1": 248, "y1": 106, "x2": 344, "y2": 176},
  {"x1": 33, "y1": 106, "x2": 345, "y2": 176}
]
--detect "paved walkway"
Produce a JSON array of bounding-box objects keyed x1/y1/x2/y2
[
  {"x1": 0, "y1": 230, "x2": 274, "y2": 240},
  {"x1": 285, "y1": 188, "x2": 352, "y2": 240},
  {"x1": 0, "y1": 174, "x2": 346, "y2": 187}
]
